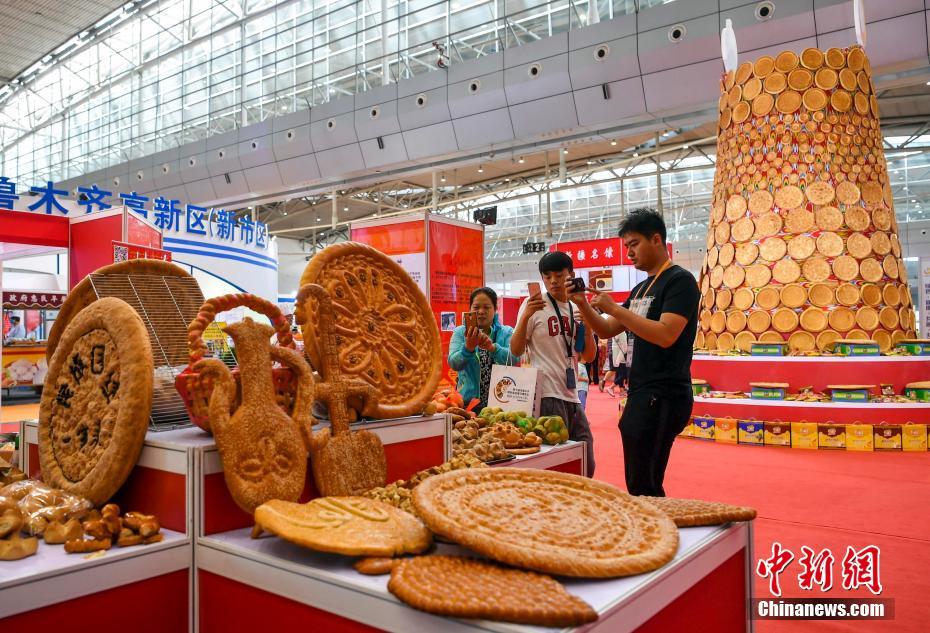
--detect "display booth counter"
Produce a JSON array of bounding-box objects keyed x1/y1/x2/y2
[
  {"x1": 197, "y1": 414, "x2": 451, "y2": 537},
  {"x1": 692, "y1": 395, "x2": 930, "y2": 424},
  {"x1": 23, "y1": 421, "x2": 211, "y2": 535},
  {"x1": 494, "y1": 441, "x2": 586, "y2": 476},
  {"x1": 196, "y1": 521, "x2": 753, "y2": 633},
  {"x1": 692, "y1": 355, "x2": 930, "y2": 394},
  {"x1": 0, "y1": 529, "x2": 190, "y2": 629}
]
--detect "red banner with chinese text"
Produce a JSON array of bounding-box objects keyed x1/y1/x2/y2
[{"x1": 113, "y1": 241, "x2": 172, "y2": 263}]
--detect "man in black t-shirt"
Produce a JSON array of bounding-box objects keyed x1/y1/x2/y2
[{"x1": 573, "y1": 208, "x2": 699, "y2": 496}]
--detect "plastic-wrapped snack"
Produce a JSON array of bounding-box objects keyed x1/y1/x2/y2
[{"x1": 17, "y1": 485, "x2": 93, "y2": 536}]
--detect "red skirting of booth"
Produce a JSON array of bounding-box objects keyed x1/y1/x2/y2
[
  {"x1": 0, "y1": 569, "x2": 188, "y2": 630},
  {"x1": 691, "y1": 397, "x2": 929, "y2": 424}
]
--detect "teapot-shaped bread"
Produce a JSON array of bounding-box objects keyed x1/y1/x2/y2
[{"x1": 196, "y1": 318, "x2": 314, "y2": 514}]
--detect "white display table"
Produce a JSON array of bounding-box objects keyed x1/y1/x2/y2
[
  {"x1": 493, "y1": 441, "x2": 587, "y2": 476},
  {"x1": 196, "y1": 522, "x2": 754, "y2": 633}
]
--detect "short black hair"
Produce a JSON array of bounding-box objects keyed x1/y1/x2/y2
[
  {"x1": 538, "y1": 251, "x2": 573, "y2": 275},
  {"x1": 10, "y1": 316, "x2": 20, "y2": 322},
  {"x1": 618, "y1": 207, "x2": 667, "y2": 243},
  {"x1": 469, "y1": 286, "x2": 498, "y2": 309}
]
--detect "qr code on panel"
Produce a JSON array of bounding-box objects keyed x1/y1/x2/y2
[{"x1": 114, "y1": 245, "x2": 129, "y2": 262}]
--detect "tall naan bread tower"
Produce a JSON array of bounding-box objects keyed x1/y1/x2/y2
[{"x1": 697, "y1": 45, "x2": 917, "y2": 354}]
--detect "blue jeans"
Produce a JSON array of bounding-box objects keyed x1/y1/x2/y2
[{"x1": 578, "y1": 389, "x2": 588, "y2": 410}]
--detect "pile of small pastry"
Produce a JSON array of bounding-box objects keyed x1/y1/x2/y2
[{"x1": 0, "y1": 478, "x2": 163, "y2": 561}]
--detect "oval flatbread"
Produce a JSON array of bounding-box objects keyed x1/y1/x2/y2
[
  {"x1": 858, "y1": 72, "x2": 872, "y2": 95},
  {"x1": 776, "y1": 90, "x2": 801, "y2": 114},
  {"x1": 775, "y1": 50, "x2": 799, "y2": 73},
  {"x1": 861, "y1": 182, "x2": 883, "y2": 206},
  {"x1": 747, "y1": 310, "x2": 772, "y2": 334},
  {"x1": 706, "y1": 228, "x2": 716, "y2": 251},
  {"x1": 736, "y1": 61, "x2": 754, "y2": 84},
  {"x1": 726, "y1": 194, "x2": 748, "y2": 221},
  {"x1": 872, "y1": 208, "x2": 892, "y2": 231},
  {"x1": 718, "y1": 243, "x2": 736, "y2": 267},
  {"x1": 743, "y1": 76, "x2": 763, "y2": 101},
  {"x1": 809, "y1": 283, "x2": 835, "y2": 307},
  {"x1": 716, "y1": 288, "x2": 733, "y2": 310},
  {"x1": 694, "y1": 330, "x2": 705, "y2": 349},
  {"x1": 899, "y1": 309, "x2": 912, "y2": 331},
  {"x1": 870, "y1": 232, "x2": 891, "y2": 257},
  {"x1": 735, "y1": 331, "x2": 756, "y2": 352},
  {"x1": 723, "y1": 264, "x2": 746, "y2": 289},
  {"x1": 785, "y1": 208, "x2": 815, "y2": 234},
  {"x1": 711, "y1": 311, "x2": 727, "y2": 334},
  {"x1": 733, "y1": 101, "x2": 751, "y2": 124},
  {"x1": 787, "y1": 235, "x2": 816, "y2": 260},
  {"x1": 859, "y1": 258, "x2": 883, "y2": 282},
  {"x1": 802, "y1": 88, "x2": 827, "y2": 111},
  {"x1": 748, "y1": 189, "x2": 774, "y2": 216},
  {"x1": 825, "y1": 47, "x2": 846, "y2": 69},
  {"x1": 39, "y1": 297, "x2": 153, "y2": 505},
  {"x1": 817, "y1": 329, "x2": 840, "y2": 351},
  {"x1": 839, "y1": 68, "x2": 857, "y2": 91},
  {"x1": 873, "y1": 329, "x2": 892, "y2": 352},
  {"x1": 847, "y1": 47, "x2": 864, "y2": 71},
  {"x1": 780, "y1": 284, "x2": 807, "y2": 309},
  {"x1": 764, "y1": 72, "x2": 787, "y2": 94},
  {"x1": 844, "y1": 207, "x2": 871, "y2": 232},
  {"x1": 775, "y1": 185, "x2": 805, "y2": 210},
  {"x1": 752, "y1": 92, "x2": 774, "y2": 117},
  {"x1": 756, "y1": 287, "x2": 780, "y2": 311},
  {"x1": 710, "y1": 265, "x2": 724, "y2": 289},
  {"x1": 727, "y1": 84, "x2": 743, "y2": 108},
  {"x1": 704, "y1": 331, "x2": 717, "y2": 350},
  {"x1": 802, "y1": 257, "x2": 831, "y2": 283},
  {"x1": 773, "y1": 259, "x2": 801, "y2": 284},
  {"x1": 836, "y1": 283, "x2": 861, "y2": 306},
  {"x1": 726, "y1": 310, "x2": 747, "y2": 334},
  {"x1": 412, "y1": 468, "x2": 679, "y2": 578},
  {"x1": 707, "y1": 246, "x2": 719, "y2": 269},
  {"x1": 800, "y1": 307, "x2": 828, "y2": 333},
  {"x1": 801, "y1": 48, "x2": 824, "y2": 70},
  {"x1": 805, "y1": 181, "x2": 834, "y2": 205},
  {"x1": 712, "y1": 202, "x2": 726, "y2": 224},
  {"x1": 760, "y1": 237, "x2": 788, "y2": 262},
  {"x1": 829, "y1": 307, "x2": 856, "y2": 332},
  {"x1": 746, "y1": 263, "x2": 773, "y2": 288},
  {"x1": 731, "y1": 217, "x2": 755, "y2": 242},
  {"x1": 830, "y1": 89, "x2": 851, "y2": 113},
  {"x1": 836, "y1": 181, "x2": 861, "y2": 205},
  {"x1": 753, "y1": 212, "x2": 783, "y2": 239},
  {"x1": 736, "y1": 242, "x2": 760, "y2": 266},
  {"x1": 716, "y1": 332, "x2": 735, "y2": 352},
  {"x1": 846, "y1": 232, "x2": 872, "y2": 259},
  {"x1": 860, "y1": 283, "x2": 881, "y2": 306},
  {"x1": 733, "y1": 287, "x2": 755, "y2": 311},
  {"x1": 703, "y1": 288, "x2": 716, "y2": 310},
  {"x1": 879, "y1": 307, "x2": 899, "y2": 330},
  {"x1": 816, "y1": 232, "x2": 844, "y2": 258},
  {"x1": 898, "y1": 259, "x2": 908, "y2": 283},
  {"x1": 882, "y1": 284, "x2": 901, "y2": 307},
  {"x1": 832, "y1": 255, "x2": 859, "y2": 281},
  {"x1": 789, "y1": 331, "x2": 816, "y2": 352},
  {"x1": 883, "y1": 255, "x2": 899, "y2": 281},
  {"x1": 788, "y1": 68, "x2": 813, "y2": 91},
  {"x1": 715, "y1": 222, "x2": 731, "y2": 246},
  {"x1": 754, "y1": 56, "x2": 776, "y2": 78},
  {"x1": 856, "y1": 306, "x2": 879, "y2": 331},
  {"x1": 700, "y1": 310, "x2": 712, "y2": 332},
  {"x1": 815, "y1": 206, "x2": 843, "y2": 231},
  {"x1": 772, "y1": 307, "x2": 799, "y2": 333},
  {"x1": 855, "y1": 92, "x2": 870, "y2": 115},
  {"x1": 815, "y1": 67, "x2": 838, "y2": 91},
  {"x1": 760, "y1": 331, "x2": 785, "y2": 343}
]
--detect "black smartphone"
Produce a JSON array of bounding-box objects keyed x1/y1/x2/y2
[
  {"x1": 569, "y1": 277, "x2": 586, "y2": 294},
  {"x1": 464, "y1": 312, "x2": 477, "y2": 329}
]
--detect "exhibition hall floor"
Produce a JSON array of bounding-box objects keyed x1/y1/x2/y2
[{"x1": 587, "y1": 389, "x2": 930, "y2": 632}]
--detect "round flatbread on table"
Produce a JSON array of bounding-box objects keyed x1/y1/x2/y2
[
  {"x1": 639, "y1": 497, "x2": 756, "y2": 527},
  {"x1": 413, "y1": 468, "x2": 679, "y2": 578}
]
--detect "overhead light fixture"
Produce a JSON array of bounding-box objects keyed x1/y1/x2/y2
[
  {"x1": 587, "y1": 160, "x2": 594, "y2": 165},
  {"x1": 343, "y1": 206, "x2": 349, "y2": 211},
  {"x1": 315, "y1": 216, "x2": 320, "y2": 221},
  {"x1": 562, "y1": 149, "x2": 568, "y2": 155},
  {"x1": 441, "y1": 173, "x2": 446, "y2": 182},
  {"x1": 282, "y1": 211, "x2": 288, "y2": 216},
  {"x1": 477, "y1": 165, "x2": 484, "y2": 173},
  {"x1": 633, "y1": 152, "x2": 639, "y2": 157},
  {"x1": 518, "y1": 156, "x2": 525, "y2": 164},
  {"x1": 683, "y1": 144, "x2": 689, "y2": 149},
  {"x1": 610, "y1": 140, "x2": 617, "y2": 146}
]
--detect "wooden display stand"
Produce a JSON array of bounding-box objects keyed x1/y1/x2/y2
[{"x1": 196, "y1": 522, "x2": 753, "y2": 632}]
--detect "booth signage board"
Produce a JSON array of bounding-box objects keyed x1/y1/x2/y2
[
  {"x1": 2, "y1": 291, "x2": 65, "y2": 308},
  {"x1": 113, "y1": 241, "x2": 172, "y2": 263}
]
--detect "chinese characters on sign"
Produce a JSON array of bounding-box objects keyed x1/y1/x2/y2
[
  {"x1": 2, "y1": 177, "x2": 268, "y2": 249},
  {"x1": 113, "y1": 241, "x2": 172, "y2": 263},
  {"x1": 757, "y1": 543, "x2": 883, "y2": 597},
  {"x1": 2, "y1": 292, "x2": 66, "y2": 308}
]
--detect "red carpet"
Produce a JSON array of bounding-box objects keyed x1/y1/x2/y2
[{"x1": 584, "y1": 388, "x2": 930, "y2": 632}]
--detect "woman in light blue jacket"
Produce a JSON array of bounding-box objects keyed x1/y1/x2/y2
[{"x1": 448, "y1": 287, "x2": 516, "y2": 410}]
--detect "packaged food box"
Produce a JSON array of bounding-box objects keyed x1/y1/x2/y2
[
  {"x1": 692, "y1": 379, "x2": 711, "y2": 397},
  {"x1": 679, "y1": 420, "x2": 694, "y2": 437},
  {"x1": 818, "y1": 423, "x2": 846, "y2": 450},
  {"x1": 828, "y1": 385, "x2": 873, "y2": 403},
  {"x1": 873, "y1": 424, "x2": 902, "y2": 451},
  {"x1": 715, "y1": 418, "x2": 738, "y2": 444},
  {"x1": 692, "y1": 416, "x2": 715, "y2": 440},
  {"x1": 738, "y1": 420, "x2": 764, "y2": 445},
  {"x1": 833, "y1": 340, "x2": 880, "y2": 356},
  {"x1": 895, "y1": 339, "x2": 930, "y2": 356},
  {"x1": 846, "y1": 423, "x2": 874, "y2": 451},
  {"x1": 904, "y1": 382, "x2": 930, "y2": 402},
  {"x1": 751, "y1": 342, "x2": 787, "y2": 356},
  {"x1": 791, "y1": 422, "x2": 819, "y2": 449},
  {"x1": 750, "y1": 382, "x2": 787, "y2": 400},
  {"x1": 902, "y1": 423, "x2": 928, "y2": 451},
  {"x1": 764, "y1": 421, "x2": 791, "y2": 447}
]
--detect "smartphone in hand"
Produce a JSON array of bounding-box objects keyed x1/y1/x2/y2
[
  {"x1": 464, "y1": 311, "x2": 478, "y2": 329},
  {"x1": 569, "y1": 278, "x2": 586, "y2": 294},
  {"x1": 527, "y1": 282, "x2": 541, "y2": 299}
]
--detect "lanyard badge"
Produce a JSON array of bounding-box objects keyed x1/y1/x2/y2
[{"x1": 547, "y1": 293, "x2": 578, "y2": 390}]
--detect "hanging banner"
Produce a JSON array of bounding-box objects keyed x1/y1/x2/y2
[
  {"x1": 113, "y1": 241, "x2": 172, "y2": 263},
  {"x1": 550, "y1": 238, "x2": 673, "y2": 267},
  {"x1": 2, "y1": 291, "x2": 66, "y2": 309}
]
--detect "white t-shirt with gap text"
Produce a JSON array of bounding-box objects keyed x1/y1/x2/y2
[{"x1": 517, "y1": 295, "x2": 580, "y2": 403}]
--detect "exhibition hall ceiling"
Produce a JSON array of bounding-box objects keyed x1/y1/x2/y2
[{"x1": 0, "y1": 0, "x2": 127, "y2": 81}]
